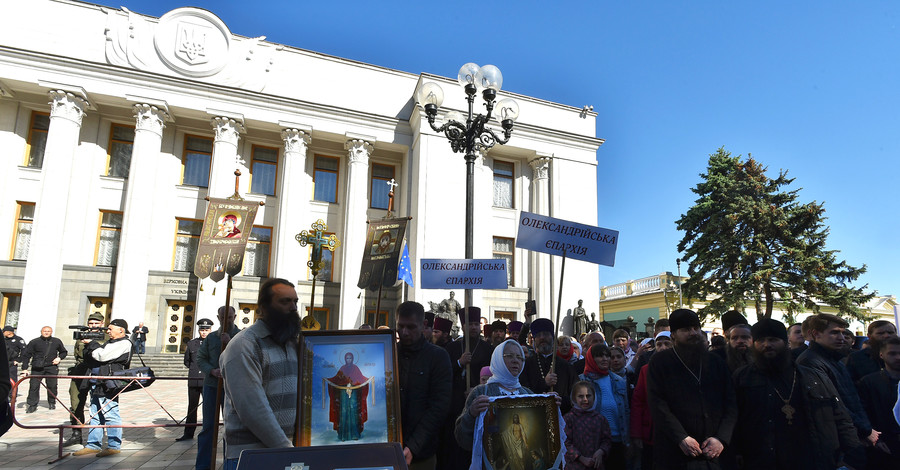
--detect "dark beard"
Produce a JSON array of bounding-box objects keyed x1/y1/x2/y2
[
  {"x1": 752, "y1": 346, "x2": 792, "y2": 376},
  {"x1": 674, "y1": 340, "x2": 707, "y2": 368},
  {"x1": 264, "y1": 309, "x2": 301, "y2": 346},
  {"x1": 726, "y1": 343, "x2": 753, "y2": 371}
]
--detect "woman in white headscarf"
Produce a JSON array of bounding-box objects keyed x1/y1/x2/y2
[{"x1": 455, "y1": 339, "x2": 531, "y2": 451}]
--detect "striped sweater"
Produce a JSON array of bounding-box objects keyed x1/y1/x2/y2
[{"x1": 220, "y1": 320, "x2": 298, "y2": 459}]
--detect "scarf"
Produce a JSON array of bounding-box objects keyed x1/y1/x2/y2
[
  {"x1": 557, "y1": 344, "x2": 575, "y2": 362},
  {"x1": 583, "y1": 345, "x2": 609, "y2": 377},
  {"x1": 486, "y1": 339, "x2": 524, "y2": 390}
]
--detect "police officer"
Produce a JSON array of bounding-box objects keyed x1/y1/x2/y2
[
  {"x1": 63, "y1": 313, "x2": 105, "y2": 447},
  {"x1": 177, "y1": 318, "x2": 212, "y2": 441},
  {"x1": 3, "y1": 326, "x2": 25, "y2": 399}
]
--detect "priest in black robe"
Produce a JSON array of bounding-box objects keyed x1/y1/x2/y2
[
  {"x1": 647, "y1": 309, "x2": 737, "y2": 470},
  {"x1": 519, "y1": 318, "x2": 576, "y2": 414}
]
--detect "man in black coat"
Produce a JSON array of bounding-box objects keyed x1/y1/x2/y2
[
  {"x1": 846, "y1": 320, "x2": 897, "y2": 384},
  {"x1": 442, "y1": 306, "x2": 492, "y2": 470},
  {"x1": 733, "y1": 319, "x2": 858, "y2": 469},
  {"x1": 20, "y1": 326, "x2": 67, "y2": 413},
  {"x1": 177, "y1": 318, "x2": 212, "y2": 441},
  {"x1": 396, "y1": 302, "x2": 452, "y2": 470},
  {"x1": 519, "y1": 318, "x2": 576, "y2": 414},
  {"x1": 858, "y1": 335, "x2": 900, "y2": 469},
  {"x1": 797, "y1": 313, "x2": 880, "y2": 469},
  {"x1": 647, "y1": 309, "x2": 737, "y2": 469},
  {"x1": 3, "y1": 326, "x2": 25, "y2": 399}
]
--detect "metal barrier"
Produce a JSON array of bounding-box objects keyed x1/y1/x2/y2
[{"x1": 9, "y1": 374, "x2": 203, "y2": 464}]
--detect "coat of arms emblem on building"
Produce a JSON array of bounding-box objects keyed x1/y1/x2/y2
[{"x1": 175, "y1": 22, "x2": 210, "y2": 65}]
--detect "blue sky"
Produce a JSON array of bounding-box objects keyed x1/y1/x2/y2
[{"x1": 113, "y1": 0, "x2": 899, "y2": 298}]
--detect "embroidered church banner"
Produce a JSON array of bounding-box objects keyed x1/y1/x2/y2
[
  {"x1": 357, "y1": 218, "x2": 408, "y2": 291},
  {"x1": 193, "y1": 197, "x2": 260, "y2": 281}
]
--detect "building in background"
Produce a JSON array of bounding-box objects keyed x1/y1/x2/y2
[{"x1": 0, "y1": 1, "x2": 603, "y2": 351}]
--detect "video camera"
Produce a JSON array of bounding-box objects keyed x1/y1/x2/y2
[{"x1": 69, "y1": 325, "x2": 106, "y2": 341}]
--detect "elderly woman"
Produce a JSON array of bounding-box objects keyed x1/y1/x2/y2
[
  {"x1": 455, "y1": 339, "x2": 532, "y2": 450},
  {"x1": 579, "y1": 343, "x2": 630, "y2": 469}
]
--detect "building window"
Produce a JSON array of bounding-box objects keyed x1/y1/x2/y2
[
  {"x1": 107, "y1": 124, "x2": 135, "y2": 178},
  {"x1": 313, "y1": 155, "x2": 339, "y2": 203},
  {"x1": 25, "y1": 112, "x2": 50, "y2": 168},
  {"x1": 365, "y1": 309, "x2": 389, "y2": 328},
  {"x1": 250, "y1": 145, "x2": 278, "y2": 196},
  {"x1": 307, "y1": 236, "x2": 335, "y2": 282},
  {"x1": 95, "y1": 211, "x2": 123, "y2": 267},
  {"x1": 493, "y1": 160, "x2": 514, "y2": 208},
  {"x1": 173, "y1": 218, "x2": 203, "y2": 272},
  {"x1": 305, "y1": 306, "x2": 330, "y2": 329},
  {"x1": 370, "y1": 164, "x2": 395, "y2": 209},
  {"x1": 10, "y1": 202, "x2": 34, "y2": 261},
  {"x1": 493, "y1": 236, "x2": 514, "y2": 286},
  {"x1": 1, "y1": 293, "x2": 21, "y2": 328},
  {"x1": 182, "y1": 135, "x2": 213, "y2": 187},
  {"x1": 243, "y1": 226, "x2": 272, "y2": 277}
]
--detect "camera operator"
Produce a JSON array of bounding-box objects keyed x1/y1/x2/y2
[
  {"x1": 73, "y1": 319, "x2": 132, "y2": 458},
  {"x1": 20, "y1": 326, "x2": 67, "y2": 413},
  {"x1": 63, "y1": 313, "x2": 105, "y2": 447}
]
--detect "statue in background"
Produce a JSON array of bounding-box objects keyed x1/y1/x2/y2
[{"x1": 573, "y1": 299, "x2": 588, "y2": 338}]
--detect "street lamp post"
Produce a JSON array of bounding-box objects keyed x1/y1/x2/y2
[
  {"x1": 416, "y1": 64, "x2": 520, "y2": 312},
  {"x1": 676, "y1": 258, "x2": 684, "y2": 307}
]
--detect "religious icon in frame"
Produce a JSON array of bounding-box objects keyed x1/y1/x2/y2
[
  {"x1": 478, "y1": 395, "x2": 562, "y2": 470},
  {"x1": 298, "y1": 329, "x2": 401, "y2": 447}
]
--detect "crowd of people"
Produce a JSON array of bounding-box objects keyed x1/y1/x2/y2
[{"x1": 3, "y1": 283, "x2": 899, "y2": 470}]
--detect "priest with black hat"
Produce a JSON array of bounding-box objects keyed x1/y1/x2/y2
[
  {"x1": 647, "y1": 308, "x2": 736, "y2": 469},
  {"x1": 431, "y1": 316, "x2": 452, "y2": 348},
  {"x1": 733, "y1": 318, "x2": 858, "y2": 469},
  {"x1": 519, "y1": 317, "x2": 576, "y2": 414}
]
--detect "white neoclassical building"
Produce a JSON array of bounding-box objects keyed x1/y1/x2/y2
[{"x1": 0, "y1": 0, "x2": 603, "y2": 353}]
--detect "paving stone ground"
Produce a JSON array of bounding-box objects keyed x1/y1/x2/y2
[{"x1": 2, "y1": 377, "x2": 224, "y2": 469}]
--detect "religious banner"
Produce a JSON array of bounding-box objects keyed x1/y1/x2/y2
[
  {"x1": 515, "y1": 211, "x2": 619, "y2": 266},
  {"x1": 193, "y1": 197, "x2": 260, "y2": 281},
  {"x1": 357, "y1": 218, "x2": 408, "y2": 291},
  {"x1": 420, "y1": 259, "x2": 509, "y2": 289}
]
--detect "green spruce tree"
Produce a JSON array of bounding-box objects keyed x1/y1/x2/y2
[{"x1": 675, "y1": 147, "x2": 874, "y2": 322}]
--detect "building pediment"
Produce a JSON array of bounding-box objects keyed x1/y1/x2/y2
[{"x1": 105, "y1": 7, "x2": 275, "y2": 92}]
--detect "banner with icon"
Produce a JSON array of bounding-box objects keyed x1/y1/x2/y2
[{"x1": 193, "y1": 198, "x2": 260, "y2": 281}]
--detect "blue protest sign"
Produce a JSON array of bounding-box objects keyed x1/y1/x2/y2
[
  {"x1": 419, "y1": 259, "x2": 509, "y2": 289},
  {"x1": 515, "y1": 211, "x2": 619, "y2": 266}
]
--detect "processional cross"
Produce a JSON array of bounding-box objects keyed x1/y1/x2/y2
[
  {"x1": 386, "y1": 178, "x2": 398, "y2": 218},
  {"x1": 296, "y1": 219, "x2": 341, "y2": 329}
]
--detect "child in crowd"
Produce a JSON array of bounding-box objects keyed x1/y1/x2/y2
[
  {"x1": 563, "y1": 380, "x2": 612, "y2": 469},
  {"x1": 479, "y1": 366, "x2": 492, "y2": 385}
]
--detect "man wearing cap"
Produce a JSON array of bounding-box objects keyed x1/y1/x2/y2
[
  {"x1": 3, "y1": 326, "x2": 25, "y2": 399},
  {"x1": 733, "y1": 318, "x2": 858, "y2": 469},
  {"x1": 63, "y1": 313, "x2": 105, "y2": 447},
  {"x1": 798, "y1": 313, "x2": 880, "y2": 469},
  {"x1": 195, "y1": 306, "x2": 238, "y2": 470},
  {"x1": 20, "y1": 325, "x2": 67, "y2": 413},
  {"x1": 443, "y1": 306, "x2": 492, "y2": 470},
  {"x1": 520, "y1": 317, "x2": 576, "y2": 414},
  {"x1": 177, "y1": 318, "x2": 212, "y2": 442},
  {"x1": 489, "y1": 320, "x2": 507, "y2": 347},
  {"x1": 73, "y1": 318, "x2": 133, "y2": 458},
  {"x1": 431, "y1": 316, "x2": 452, "y2": 348},
  {"x1": 646, "y1": 308, "x2": 736, "y2": 468}
]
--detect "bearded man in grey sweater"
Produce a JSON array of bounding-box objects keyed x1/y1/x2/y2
[{"x1": 220, "y1": 278, "x2": 301, "y2": 468}]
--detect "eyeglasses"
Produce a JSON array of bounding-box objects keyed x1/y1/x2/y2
[{"x1": 502, "y1": 354, "x2": 524, "y2": 362}]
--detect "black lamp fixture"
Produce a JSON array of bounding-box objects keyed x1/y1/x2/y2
[{"x1": 415, "y1": 63, "x2": 520, "y2": 310}]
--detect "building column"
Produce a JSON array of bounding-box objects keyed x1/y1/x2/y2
[
  {"x1": 197, "y1": 116, "x2": 244, "y2": 324},
  {"x1": 338, "y1": 136, "x2": 374, "y2": 329},
  {"x1": 111, "y1": 104, "x2": 168, "y2": 329},
  {"x1": 273, "y1": 127, "x2": 311, "y2": 282},
  {"x1": 529, "y1": 154, "x2": 552, "y2": 320},
  {"x1": 18, "y1": 90, "x2": 87, "y2": 339}
]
